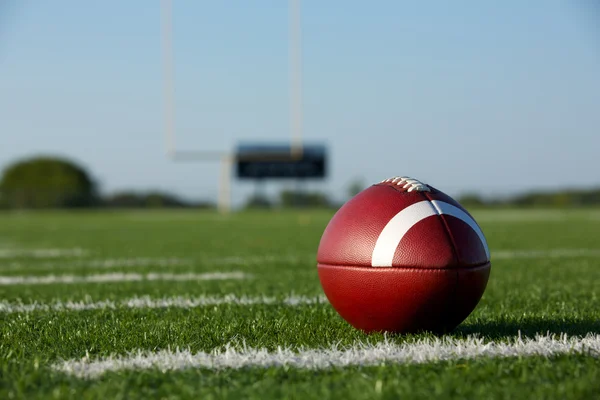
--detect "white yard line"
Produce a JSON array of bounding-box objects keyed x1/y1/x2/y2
[
  {"x1": 0, "y1": 248, "x2": 88, "y2": 259},
  {"x1": 0, "y1": 294, "x2": 326, "y2": 313},
  {"x1": 0, "y1": 272, "x2": 251, "y2": 286},
  {"x1": 85, "y1": 255, "x2": 311, "y2": 268},
  {"x1": 0, "y1": 255, "x2": 313, "y2": 271},
  {"x1": 0, "y1": 258, "x2": 191, "y2": 272},
  {"x1": 53, "y1": 334, "x2": 600, "y2": 379},
  {"x1": 86, "y1": 258, "x2": 191, "y2": 268},
  {"x1": 202, "y1": 254, "x2": 312, "y2": 266}
]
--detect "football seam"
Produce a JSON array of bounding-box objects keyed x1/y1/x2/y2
[
  {"x1": 424, "y1": 191, "x2": 462, "y2": 266},
  {"x1": 316, "y1": 262, "x2": 491, "y2": 271}
]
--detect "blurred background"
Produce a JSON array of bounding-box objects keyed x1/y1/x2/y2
[{"x1": 1, "y1": 0, "x2": 599, "y2": 212}]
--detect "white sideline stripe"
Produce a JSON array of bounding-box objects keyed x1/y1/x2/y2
[
  {"x1": 0, "y1": 258, "x2": 199, "y2": 272},
  {"x1": 203, "y1": 254, "x2": 311, "y2": 266},
  {"x1": 86, "y1": 256, "x2": 307, "y2": 268},
  {"x1": 0, "y1": 248, "x2": 88, "y2": 259},
  {"x1": 0, "y1": 294, "x2": 327, "y2": 313},
  {"x1": 87, "y1": 258, "x2": 190, "y2": 268},
  {"x1": 493, "y1": 249, "x2": 600, "y2": 259},
  {"x1": 4, "y1": 258, "x2": 193, "y2": 270},
  {"x1": 0, "y1": 255, "x2": 312, "y2": 272},
  {"x1": 0, "y1": 272, "x2": 251, "y2": 286},
  {"x1": 53, "y1": 334, "x2": 600, "y2": 379},
  {"x1": 371, "y1": 200, "x2": 489, "y2": 267}
]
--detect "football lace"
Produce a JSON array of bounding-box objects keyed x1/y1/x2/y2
[{"x1": 380, "y1": 176, "x2": 431, "y2": 192}]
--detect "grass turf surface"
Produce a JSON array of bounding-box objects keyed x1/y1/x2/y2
[{"x1": 1, "y1": 209, "x2": 600, "y2": 399}]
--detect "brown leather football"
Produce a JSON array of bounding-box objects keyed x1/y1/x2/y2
[{"x1": 317, "y1": 176, "x2": 491, "y2": 334}]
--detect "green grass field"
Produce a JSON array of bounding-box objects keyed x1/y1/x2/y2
[{"x1": 1, "y1": 208, "x2": 600, "y2": 399}]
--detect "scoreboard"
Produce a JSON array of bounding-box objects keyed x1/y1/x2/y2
[{"x1": 235, "y1": 144, "x2": 327, "y2": 180}]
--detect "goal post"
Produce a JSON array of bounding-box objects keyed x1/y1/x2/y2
[{"x1": 160, "y1": 0, "x2": 305, "y2": 213}]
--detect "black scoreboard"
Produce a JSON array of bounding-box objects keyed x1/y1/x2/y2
[{"x1": 235, "y1": 144, "x2": 327, "y2": 180}]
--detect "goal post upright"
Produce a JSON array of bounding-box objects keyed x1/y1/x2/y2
[
  {"x1": 218, "y1": 155, "x2": 233, "y2": 214},
  {"x1": 289, "y1": 0, "x2": 303, "y2": 159},
  {"x1": 160, "y1": 0, "x2": 304, "y2": 213},
  {"x1": 160, "y1": 0, "x2": 176, "y2": 159}
]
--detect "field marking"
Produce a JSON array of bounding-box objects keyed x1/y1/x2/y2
[
  {"x1": 0, "y1": 257, "x2": 191, "y2": 272},
  {"x1": 86, "y1": 258, "x2": 191, "y2": 268},
  {"x1": 493, "y1": 249, "x2": 600, "y2": 259},
  {"x1": 0, "y1": 272, "x2": 251, "y2": 286},
  {"x1": 202, "y1": 254, "x2": 312, "y2": 266},
  {"x1": 0, "y1": 294, "x2": 327, "y2": 313},
  {"x1": 0, "y1": 248, "x2": 88, "y2": 259},
  {"x1": 53, "y1": 333, "x2": 600, "y2": 379},
  {"x1": 0, "y1": 255, "x2": 313, "y2": 272}
]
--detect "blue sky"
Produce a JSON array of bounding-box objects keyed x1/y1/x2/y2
[{"x1": 1, "y1": 1, "x2": 599, "y2": 205}]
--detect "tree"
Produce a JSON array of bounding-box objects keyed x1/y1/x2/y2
[{"x1": 0, "y1": 156, "x2": 97, "y2": 209}]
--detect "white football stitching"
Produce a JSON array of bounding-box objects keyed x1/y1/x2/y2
[{"x1": 380, "y1": 176, "x2": 431, "y2": 192}]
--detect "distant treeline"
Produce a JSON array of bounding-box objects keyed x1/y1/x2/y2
[
  {"x1": 0, "y1": 156, "x2": 214, "y2": 210},
  {"x1": 2, "y1": 156, "x2": 599, "y2": 210},
  {"x1": 102, "y1": 192, "x2": 214, "y2": 209}
]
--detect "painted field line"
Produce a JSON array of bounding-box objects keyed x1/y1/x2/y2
[
  {"x1": 202, "y1": 254, "x2": 312, "y2": 266},
  {"x1": 0, "y1": 294, "x2": 327, "y2": 313},
  {"x1": 0, "y1": 248, "x2": 88, "y2": 259},
  {"x1": 493, "y1": 249, "x2": 600, "y2": 259},
  {"x1": 0, "y1": 272, "x2": 251, "y2": 286},
  {"x1": 53, "y1": 333, "x2": 600, "y2": 379},
  {"x1": 0, "y1": 255, "x2": 312, "y2": 272},
  {"x1": 87, "y1": 258, "x2": 190, "y2": 268},
  {"x1": 88, "y1": 255, "x2": 311, "y2": 268},
  {"x1": 0, "y1": 258, "x2": 191, "y2": 272}
]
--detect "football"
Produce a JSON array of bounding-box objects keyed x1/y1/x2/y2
[{"x1": 317, "y1": 176, "x2": 491, "y2": 334}]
